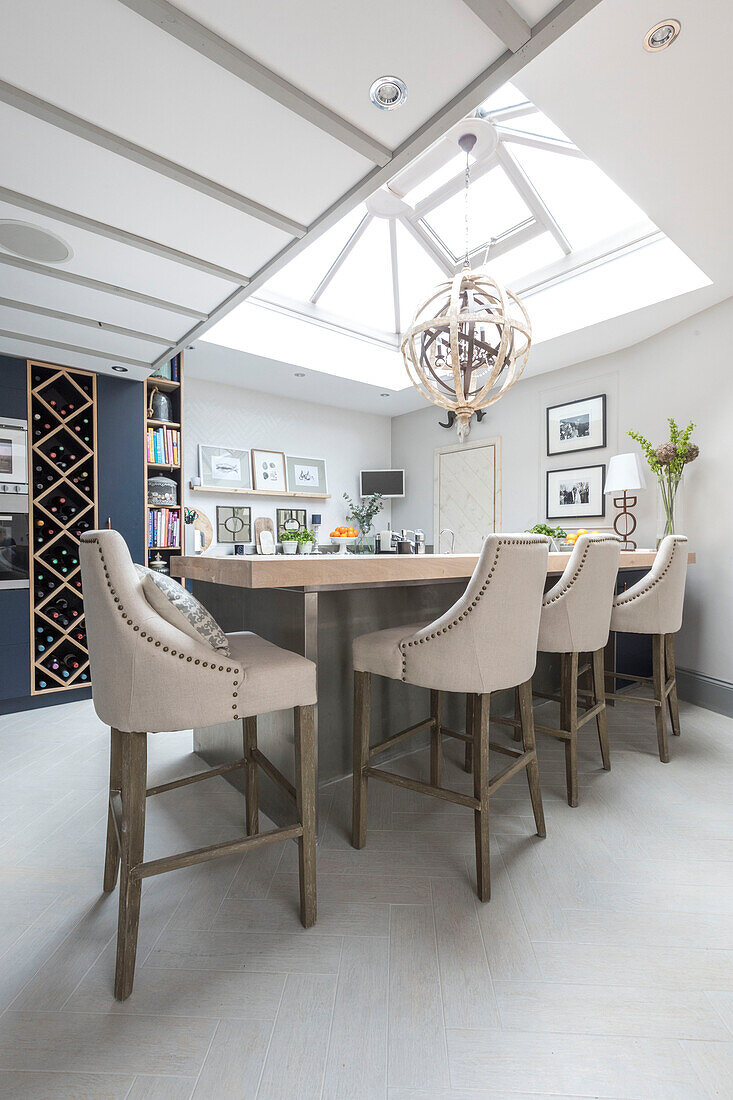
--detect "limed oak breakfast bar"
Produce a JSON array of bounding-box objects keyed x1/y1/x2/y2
[{"x1": 172, "y1": 550, "x2": 694, "y2": 823}]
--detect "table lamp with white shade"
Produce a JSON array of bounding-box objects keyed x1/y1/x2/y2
[{"x1": 604, "y1": 453, "x2": 646, "y2": 550}]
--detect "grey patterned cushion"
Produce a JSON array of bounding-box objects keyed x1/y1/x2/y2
[{"x1": 135, "y1": 565, "x2": 230, "y2": 655}]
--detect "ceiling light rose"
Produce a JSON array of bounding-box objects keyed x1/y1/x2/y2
[{"x1": 400, "y1": 132, "x2": 531, "y2": 442}]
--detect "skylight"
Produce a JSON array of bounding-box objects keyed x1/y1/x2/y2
[{"x1": 205, "y1": 82, "x2": 710, "y2": 384}]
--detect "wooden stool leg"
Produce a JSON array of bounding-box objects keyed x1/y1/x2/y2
[
  {"x1": 652, "y1": 634, "x2": 670, "y2": 763},
  {"x1": 294, "y1": 704, "x2": 317, "y2": 928},
  {"x1": 665, "y1": 634, "x2": 681, "y2": 736},
  {"x1": 562, "y1": 652, "x2": 579, "y2": 807},
  {"x1": 352, "y1": 671, "x2": 371, "y2": 849},
  {"x1": 464, "y1": 694, "x2": 473, "y2": 773},
  {"x1": 243, "y1": 716, "x2": 259, "y2": 836},
  {"x1": 518, "y1": 679, "x2": 546, "y2": 838},
  {"x1": 592, "y1": 648, "x2": 611, "y2": 771},
  {"x1": 103, "y1": 727, "x2": 123, "y2": 893},
  {"x1": 430, "y1": 690, "x2": 443, "y2": 787},
  {"x1": 115, "y1": 731, "x2": 146, "y2": 1001},
  {"x1": 473, "y1": 693, "x2": 491, "y2": 902},
  {"x1": 512, "y1": 684, "x2": 522, "y2": 742}
]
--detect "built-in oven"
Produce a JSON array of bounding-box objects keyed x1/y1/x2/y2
[{"x1": 0, "y1": 418, "x2": 29, "y2": 590}]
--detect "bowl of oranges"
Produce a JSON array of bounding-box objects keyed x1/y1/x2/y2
[{"x1": 330, "y1": 525, "x2": 359, "y2": 554}]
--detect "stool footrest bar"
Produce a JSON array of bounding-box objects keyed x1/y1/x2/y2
[
  {"x1": 363, "y1": 766, "x2": 479, "y2": 809},
  {"x1": 146, "y1": 759, "x2": 247, "y2": 797},
  {"x1": 488, "y1": 750, "x2": 535, "y2": 795},
  {"x1": 252, "y1": 747, "x2": 297, "y2": 804},
  {"x1": 134, "y1": 823, "x2": 303, "y2": 879},
  {"x1": 369, "y1": 717, "x2": 434, "y2": 758}
]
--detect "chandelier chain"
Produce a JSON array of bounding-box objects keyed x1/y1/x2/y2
[{"x1": 463, "y1": 149, "x2": 471, "y2": 270}]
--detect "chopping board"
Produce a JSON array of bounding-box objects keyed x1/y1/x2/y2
[
  {"x1": 254, "y1": 516, "x2": 275, "y2": 554},
  {"x1": 193, "y1": 511, "x2": 213, "y2": 552}
]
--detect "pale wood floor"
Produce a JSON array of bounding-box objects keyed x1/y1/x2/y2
[{"x1": 0, "y1": 691, "x2": 731, "y2": 1099}]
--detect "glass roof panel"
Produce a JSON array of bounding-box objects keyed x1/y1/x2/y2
[
  {"x1": 424, "y1": 166, "x2": 531, "y2": 258},
  {"x1": 402, "y1": 152, "x2": 466, "y2": 207},
  {"x1": 480, "y1": 81, "x2": 528, "y2": 114},
  {"x1": 487, "y1": 231, "x2": 564, "y2": 287},
  {"x1": 497, "y1": 110, "x2": 571, "y2": 143},
  {"x1": 394, "y1": 222, "x2": 449, "y2": 326},
  {"x1": 264, "y1": 204, "x2": 366, "y2": 301},
  {"x1": 317, "y1": 217, "x2": 396, "y2": 332},
  {"x1": 511, "y1": 144, "x2": 651, "y2": 250}
]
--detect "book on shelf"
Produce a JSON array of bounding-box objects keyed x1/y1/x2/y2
[
  {"x1": 147, "y1": 426, "x2": 180, "y2": 465},
  {"x1": 148, "y1": 507, "x2": 180, "y2": 549},
  {"x1": 149, "y1": 353, "x2": 180, "y2": 382}
]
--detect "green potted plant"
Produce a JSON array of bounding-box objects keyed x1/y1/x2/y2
[
  {"x1": 628, "y1": 419, "x2": 698, "y2": 541},
  {"x1": 525, "y1": 523, "x2": 568, "y2": 551},
  {"x1": 343, "y1": 491, "x2": 383, "y2": 552},
  {"x1": 297, "y1": 528, "x2": 316, "y2": 554},
  {"x1": 280, "y1": 529, "x2": 300, "y2": 555}
]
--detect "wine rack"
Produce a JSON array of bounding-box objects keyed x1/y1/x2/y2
[{"x1": 28, "y1": 361, "x2": 98, "y2": 695}]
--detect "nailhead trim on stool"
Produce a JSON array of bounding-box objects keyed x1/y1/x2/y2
[
  {"x1": 81, "y1": 536, "x2": 244, "y2": 718},
  {"x1": 614, "y1": 537, "x2": 685, "y2": 605},
  {"x1": 544, "y1": 535, "x2": 620, "y2": 607}
]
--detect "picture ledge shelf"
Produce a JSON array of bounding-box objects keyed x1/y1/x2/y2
[{"x1": 190, "y1": 484, "x2": 330, "y2": 500}]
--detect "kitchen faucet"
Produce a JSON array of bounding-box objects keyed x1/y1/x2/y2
[{"x1": 439, "y1": 528, "x2": 455, "y2": 554}]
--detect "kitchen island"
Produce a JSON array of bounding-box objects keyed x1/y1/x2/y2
[{"x1": 171, "y1": 550, "x2": 694, "y2": 822}]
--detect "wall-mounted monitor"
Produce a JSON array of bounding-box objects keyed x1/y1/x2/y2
[{"x1": 360, "y1": 469, "x2": 405, "y2": 498}]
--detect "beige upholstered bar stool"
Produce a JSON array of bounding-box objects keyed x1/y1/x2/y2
[
  {"x1": 352, "y1": 534, "x2": 549, "y2": 901},
  {"x1": 80, "y1": 530, "x2": 317, "y2": 1000},
  {"x1": 497, "y1": 534, "x2": 621, "y2": 806},
  {"x1": 608, "y1": 534, "x2": 688, "y2": 763}
]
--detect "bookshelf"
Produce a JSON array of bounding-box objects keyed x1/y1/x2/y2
[
  {"x1": 144, "y1": 353, "x2": 184, "y2": 571},
  {"x1": 27, "y1": 361, "x2": 98, "y2": 695}
]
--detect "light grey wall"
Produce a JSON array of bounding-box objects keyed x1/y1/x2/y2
[
  {"x1": 184, "y1": 376, "x2": 392, "y2": 545},
  {"x1": 391, "y1": 297, "x2": 733, "y2": 683}
]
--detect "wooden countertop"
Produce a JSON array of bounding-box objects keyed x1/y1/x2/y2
[{"x1": 171, "y1": 549, "x2": 695, "y2": 592}]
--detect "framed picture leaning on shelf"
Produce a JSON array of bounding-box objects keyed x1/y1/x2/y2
[
  {"x1": 285, "y1": 455, "x2": 327, "y2": 494},
  {"x1": 216, "y1": 506, "x2": 251, "y2": 544},
  {"x1": 198, "y1": 444, "x2": 251, "y2": 490},
  {"x1": 546, "y1": 394, "x2": 606, "y2": 456},
  {"x1": 546, "y1": 464, "x2": 606, "y2": 520},
  {"x1": 252, "y1": 448, "x2": 286, "y2": 491}
]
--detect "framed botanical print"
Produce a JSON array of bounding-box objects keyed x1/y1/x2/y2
[
  {"x1": 216, "y1": 506, "x2": 251, "y2": 544},
  {"x1": 285, "y1": 455, "x2": 327, "y2": 495},
  {"x1": 251, "y1": 449, "x2": 286, "y2": 491},
  {"x1": 276, "y1": 508, "x2": 307, "y2": 540},
  {"x1": 198, "y1": 444, "x2": 251, "y2": 490},
  {"x1": 546, "y1": 394, "x2": 606, "y2": 456},
  {"x1": 546, "y1": 464, "x2": 606, "y2": 520}
]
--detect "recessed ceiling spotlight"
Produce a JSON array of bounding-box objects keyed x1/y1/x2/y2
[
  {"x1": 380, "y1": 392, "x2": 390, "y2": 397},
  {"x1": 643, "y1": 19, "x2": 681, "y2": 52},
  {"x1": 0, "y1": 220, "x2": 73, "y2": 263},
  {"x1": 294, "y1": 371, "x2": 306, "y2": 377},
  {"x1": 111, "y1": 365, "x2": 128, "y2": 373},
  {"x1": 370, "y1": 76, "x2": 407, "y2": 111}
]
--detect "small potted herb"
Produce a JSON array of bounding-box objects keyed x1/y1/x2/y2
[
  {"x1": 297, "y1": 528, "x2": 316, "y2": 554},
  {"x1": 280, "y1": 529, "x2": 300, "y2": 555},
  {"x1": 526, "y1": 523, "x2": 568, "y2": 551}
]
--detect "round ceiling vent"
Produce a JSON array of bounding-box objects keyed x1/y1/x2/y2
[
  {"x1": 643, "y1": 19, "x2": 681, "y2": 52},
  {"x1": 370, "y1": 76, "x2": 407, "y2": 111},
  {"x1": 0, "y1": 220, "x2": 73, "y2": 263}
]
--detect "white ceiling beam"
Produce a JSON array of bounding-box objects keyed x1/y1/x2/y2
[
  {"x1": 0, "y1": 252, "x2": 206, "y2": 319},
  {"x1": 151, "y1": 0, "x2": 605, "y2": 366},
  {"x1": 0, "y1": 79, "x2": 306, "y2": 238},
  {"x1": 0, "y1": 296, "x2": 176, "y2": 346},
  {"x1": 389, "y1": 220, "x2": 401, "y2": 334},
  {"x1": 494, "y1": 126, "x2": 585, "y2": 157},
  {"x1": 495, "y1": 142, "x2": 572, "y2": 254},
  {"x1": 310, "y1": 214, "x2": 372, "y2": 304},
  {"x1": 117, "y1": 0, "x2": 391, "y2": 168},
  {"x1": 480, "y1": 218, "x2": 542, "y2": 263},
  {"x1": 252, "y1": 290, "x2": 399, "y2": 351},
  {"x1": 0, "y1": 328, "x2": 150, "y2": 367},
  {"x1": 0, "y1": 186, "x2": 249, "y2": 284},
  {"x1": 462, "y1": 0, "x2": 532, "y2": 52}
]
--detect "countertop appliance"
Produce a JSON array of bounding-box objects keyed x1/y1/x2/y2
[
  {"x1": 376, "y1": 529, "x2": 396, "y2": 553},
  {"x1": 0, "y1": 417, "x2": 29, "y2": 590},
  {"x1": 396, "y1": 529, "x2": 415, "y2": 554}
]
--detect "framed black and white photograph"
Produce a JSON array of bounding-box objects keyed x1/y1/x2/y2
[
  {"x1": 216, "y1": 506, "x2": 251, "y2": 544},
  {"x1": 251, "y1": 448, "x2": 286, "y2": 491},
  {"x1": 546, "y1": 394, "x2": 606, "y2": 456},
  {"x1": 546, "y1": 464, "x2": 606, "y2": 520},
  {"x1": 198, "y1": 444, "x2": 251, "y2": 490},
  {"x1": 276, "y1": 508, "x2": 306, "y2": 540},
  {"x1": 286, "y1": 455, "x2": 327, "y2": 495}
]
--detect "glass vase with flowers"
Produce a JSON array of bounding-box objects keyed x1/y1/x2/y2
[
  {"x1": 628, "y1": 419, "x2": 699, "y2": 543},
  {"x1": 343, "y1": 491, "x2": 383, "y2": 553}
]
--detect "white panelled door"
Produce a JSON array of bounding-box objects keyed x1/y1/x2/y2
[{"x1": 434, "y1": 437, "x2": 502, "y2": 553}]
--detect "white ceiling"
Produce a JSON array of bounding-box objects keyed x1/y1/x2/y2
[
  {"x1": 0, "y1": 0, "x2": 598, "y2": 380},
  {"x1": 0, "y1": 0, "x2": 727, "y2": 411}
]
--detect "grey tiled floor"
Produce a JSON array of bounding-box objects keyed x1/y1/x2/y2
[{"x1": 0, "y1": 693, "x2": 732, "y2": 1098}]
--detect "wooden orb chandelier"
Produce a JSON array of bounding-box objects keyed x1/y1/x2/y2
[{"x1": 400, "y1": 133, "x2": 532, "y2": 441}]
